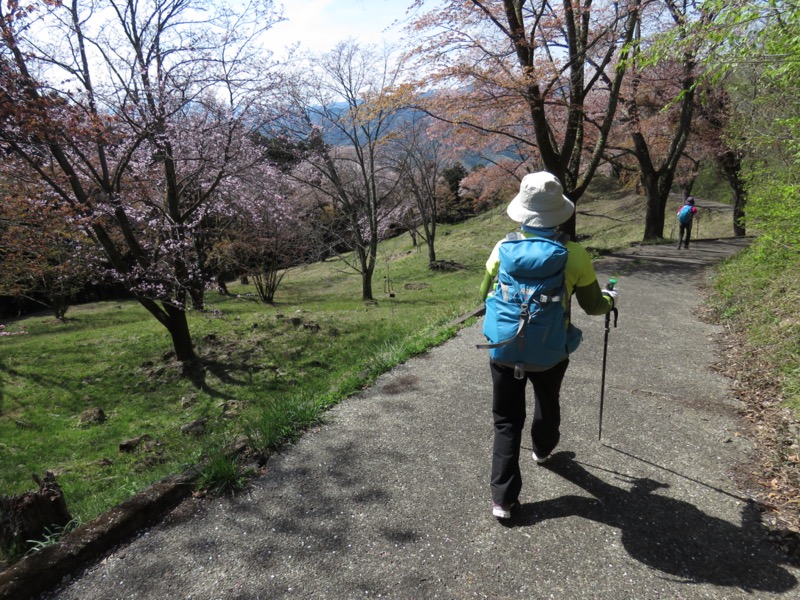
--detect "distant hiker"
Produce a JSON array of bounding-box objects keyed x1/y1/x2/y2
[
  {"x1": 478, "y1": 171, "x2": 617, "y2": 520},
  {"x1": 676, "y1": 197, "x2": 699, "y2": 249}
]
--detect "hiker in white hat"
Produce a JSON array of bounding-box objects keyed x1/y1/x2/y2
[
  {"x1": 505, "y1": 170, "x2": 577, "y2": 228},
  {"x1": 478, "y1": 171, "x2": 618, "y2": 520}
]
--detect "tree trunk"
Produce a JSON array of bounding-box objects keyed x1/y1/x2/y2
[
  {"x1": 421, "y1": 218, "x2": 437, "y2": 264},
  {"x1": 188, "y1": 285, "x2": 205, "y2": 312},
  {"x1": 641, "y1": 170, "x2": 666, "y2": 241},
  {"x1": 361, "y1": 273, "x2": 374, "y2": 301},
  {"x1": 733, "y1": 192, "x2": 746, "y2": 237},
  {"x1": 718, "y1": 150, "x2": 747, "y2": 237},
  {"x1": 163, "y1": 304, "x2": 196, "y2": 362},
  {"x1": 427, "y1": 240, "x2": 436, "y2": 264},
  {"x1": 217, "y1": 275, "x2": 230, "y2": 295},
  {"x1": 559, "y1": 201, "x2": 578, "y2": 241},
  {"x1": 0, "y1": 472, "x2": 72, "y2": 556},
  {"x1": 358, "y1": 236, "x2": 378, "y2": 302},
  {"x1": 135, "y1": 296, "x2": 197, "y2": 363}
]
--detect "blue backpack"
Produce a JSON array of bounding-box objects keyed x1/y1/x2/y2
[
  {"x1": 478, "y1": 234, "x2": 581, "y2": 369},
  {"x1": 677, "y1": 205, "x2": 693, "y2": 224}
]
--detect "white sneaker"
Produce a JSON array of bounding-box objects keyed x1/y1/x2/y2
[
  {"x1": 491, "y1": 501, "x2": 519, "y2": 520},
  {"x1": 532, "y1": 451, "x2": 550, "y2": 465}
]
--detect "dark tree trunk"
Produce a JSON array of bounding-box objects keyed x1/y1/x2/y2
[
  {"x1": 356, "y1": 237, "x2": 377, "y2": 302},
  {"x1": 641, "y1": 169, "x2": 667, "y2": 241},
  {"x1": 217, "y1": 275, "x2": 230, "y2": 295},
  {"x1": 0, "y1": 472, "x2": 72, "y2": 556},
  {"x1": 559, "y1": 199, "x2": 578, "y2": 241},
  {"x1": 718, "y1": 150, "x2": 747, "y2": 237},
  {"x1": 361, "y1": 271, "x2": 374, "y2": 302},
  {"x1": 733, "y1": 191, "x2": 746, "y2": 238},
  {"x1": 421, "y1": 219, "x2": 437, "y2": 264},
  {"x1": 188, "y1": 285, "x2": 205, "y2": 312},
  {"x1": 163, "y1": 304, "x2": 196, "y2": 362},
  {"x1": 427, "y1": 240, "x2": 436, "y2": 264},
  {"x1": 135, "y1": 296, "x2": 196, "y2": 363}
]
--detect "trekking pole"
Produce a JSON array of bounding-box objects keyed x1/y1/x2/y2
[{"x1": 598, "y1": 278, "x2": 619, "y2": 442}]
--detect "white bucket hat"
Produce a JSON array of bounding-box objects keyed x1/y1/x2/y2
[{"x1": 506, "y1": 172, "x2": 575, "y2": 228}]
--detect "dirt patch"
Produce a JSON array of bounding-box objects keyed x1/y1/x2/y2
[{"x1": 428, "y1": 260, "x2": 465, "y2": 271}]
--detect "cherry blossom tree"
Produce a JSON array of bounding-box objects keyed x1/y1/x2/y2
[
  {"x1": 603, "y1": 53, "x2": 698, "y2": 239},
  {"x1": 278, "y1": 41, "x2": 407, "y2": 301},
  {"x1": 0, "y1": 175, "x2": 96, "y2": 320},
  {"x1": 458, "y1": 161, "x2": 522, "y2": 214},
  {"x1": 0, "y1": 0, "x2": 283, "y2": 362},
  {"x1": 220, "y1": 165, "x2": 312, "y2": 304},
  {"x1": 389, "y1": 114, "x2": 453, "y2": 265},
  {"x1": 614, "y1": 0, "x2": 713, "y2": 240},
  {"x1": 405, "y1": 0, "x2": 642, "y2": 239}
]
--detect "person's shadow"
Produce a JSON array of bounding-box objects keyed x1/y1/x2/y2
[{"x1": 510, "y1": 452, "x2": 797, "y2": 593}]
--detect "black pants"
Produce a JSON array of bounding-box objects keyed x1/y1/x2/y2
[
  {"x1": 490, "y1": 359, "x2": 569, "y2": 506},
  {"x1": 678, "y1": 222, "x2": 693, "y2": 248}
]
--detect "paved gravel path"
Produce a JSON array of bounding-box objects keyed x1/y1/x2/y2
[{"x1": 41, "y1": 238, "x2": 800, "y2": 599}]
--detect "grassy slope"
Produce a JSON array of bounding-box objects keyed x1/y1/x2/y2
[
  {"x1": 711, "y1": 244, "x2": 800, "y2": 413},
  {"x1": 0, "y1": 180, "x2": 739, "y2": 533},
  {"x1": 707, "y1": 241, "x2": 800, "y2": 534}
]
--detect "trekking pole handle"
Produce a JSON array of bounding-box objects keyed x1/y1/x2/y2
[{"x1": 605, "y1": 279, "x2": 619, "y2": 328}]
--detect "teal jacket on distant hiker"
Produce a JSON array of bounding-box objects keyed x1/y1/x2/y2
[{"x1": 677, "y1": 196, "x2": 699, "y2": 250}]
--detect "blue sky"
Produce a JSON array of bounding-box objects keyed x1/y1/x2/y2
[{"x1": 267, "y1": 0, "x2": 430, "y2": 56}]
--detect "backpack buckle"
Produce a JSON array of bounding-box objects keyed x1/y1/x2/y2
[
  {"x1": 514, "y1": 363, "x2": 525, "y2": 379},
  {"x1": 519, "y1": 303, "x2": 530, "y2": 322}
]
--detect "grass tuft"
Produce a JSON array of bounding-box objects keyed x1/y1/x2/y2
[
  {"x1": 24, "y1": 519, "x2": 81, "y2": 557},
  {"x1": 196, "y1": 449, "x2": 250, "y2": 496},
  {"x1": 242, "y1": 391, "x2": 326, "y2": 456}
]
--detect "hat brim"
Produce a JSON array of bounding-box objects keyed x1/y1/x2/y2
[{"x1": 507, "y1": 193, "x2": 575, "y2": 228}]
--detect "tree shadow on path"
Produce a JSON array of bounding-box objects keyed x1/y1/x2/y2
[
  {"x1": 511, "y1": 452, "x2": 797, "y2": 594},
  {"x1": 594, "y1": 237, "x2": 753, "y2": 287}
]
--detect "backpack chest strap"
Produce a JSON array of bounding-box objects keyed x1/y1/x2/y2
[{"x1": 500, "y1": 283, "x2": 562, "y2": 304}]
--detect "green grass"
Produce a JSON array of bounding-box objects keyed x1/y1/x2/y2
[
  {"x1": 709, "y1": 241, "x2": 800, "y2": 413},
  {"x1": 0, "y1": 177, "x2": 741, "y2": 547},
  {"x1": 196, "y1": 450, "x2": 252, "y2": 497}
]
